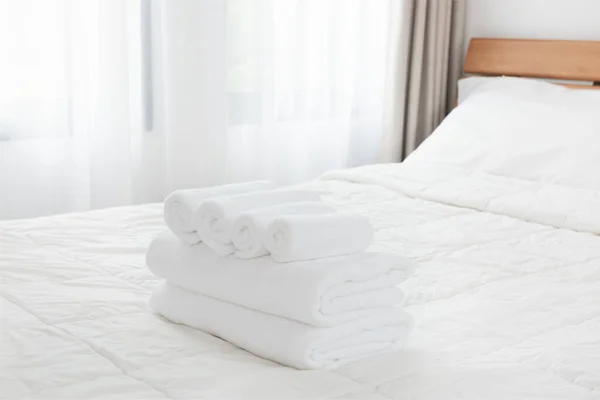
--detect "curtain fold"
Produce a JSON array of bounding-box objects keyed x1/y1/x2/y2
[{"x1": 382, "y1": 0, "x2": 466, "y2": 162}]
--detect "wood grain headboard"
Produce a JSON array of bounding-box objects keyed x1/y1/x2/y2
[{"x1": 464, "y1": 38, "x2": 600, "y2": 90}]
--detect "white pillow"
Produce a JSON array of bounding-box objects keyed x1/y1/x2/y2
[
  {"x1": 457, "y1": 76, "x2": 494, "y2": 104},
  {"x1": 457, "y1": 76, "x2": 583, "y2": 105},
  {"x1": 406, "y1": 77, "x2": 600, "y2": 191}
]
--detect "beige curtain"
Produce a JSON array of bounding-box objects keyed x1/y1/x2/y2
[{"x1": 382, "y1": 0, "x2": 466, "y2": 161}]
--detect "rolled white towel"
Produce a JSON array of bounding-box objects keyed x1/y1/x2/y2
[
  {"x1": 194, "y1": 189, "x2": 321, "y2": 255},
  {"x1": 147, "y1": 231, "x2": 412, "y2": 327},
  {"x1": 163, "y1": 181, "x2": 272, "y2": 244},
  {"x1": 150, "y1": 282, "x2": 413, "y2": 370},
  {"x1": 232, "y1": 202, "x2": 335, "y2": 259},
  {"x1": 264, "y1": 213, "x2": 374, "y2": 263}
]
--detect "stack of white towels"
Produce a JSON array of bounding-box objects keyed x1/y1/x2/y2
[{"x1": 147, "y1": 181, "x2": 413, "y2": 369}]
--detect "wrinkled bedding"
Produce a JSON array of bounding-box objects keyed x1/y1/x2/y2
[{"x1": 2, "y1": 162, "x2": 600, "y2": 399}]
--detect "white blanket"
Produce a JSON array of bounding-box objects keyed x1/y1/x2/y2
[
  {"x1": 232, "y1": 202, "x2": 335, "y2": 259},
  {"x1": 6, "y1": 167, "x2": 600, "y2": 399},
  {"x1": 150, "y1": 282, "x2": 412, "y2": 370},
  {"x1": 194, "y1": 189, "x2": 321, "y2": 254},
  {"x1": 322, "y1": 161, "x2": 600, "y2": 236},
  {"x1": 146, "y1": 231, "x2": 412, "y2": 326},
  {"x1": 163, "y1": 181, "x2": 272, "y2": 244},
  {"x1": 264, "y1": 213, "x2": 374, "y2": 262}
]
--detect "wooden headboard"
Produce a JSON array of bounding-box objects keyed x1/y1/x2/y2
[{"x1": 464, "y1": 38, "x2": 600, "y2": 90}]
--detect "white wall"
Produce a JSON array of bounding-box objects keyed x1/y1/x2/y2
[{"x1": 465, "y1": 0, "x2": 600, "y2": 51}]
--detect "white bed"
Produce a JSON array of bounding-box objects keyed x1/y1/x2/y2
[
  {"x1": 3, "y1": 160, "x2": 600, "y2": 399},
  {"x1": 3, "y1": 39, "x2": 600, "y2": 399}
]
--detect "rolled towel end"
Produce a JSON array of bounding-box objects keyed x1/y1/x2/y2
[
  {"x1": 163, "y1": 193, "x2": 202, "y2": 245},
  {"x1": 232, "y1": 214, "x2": 269, "y2": 259},
  {"x1": 194, "y1": 202, "x2": 231, "y2": 244}
]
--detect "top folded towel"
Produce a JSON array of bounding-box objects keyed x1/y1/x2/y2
[
  {"x1": 264, "y1": 213, "x2": 374, "y2": 262},
  {"x1": 194, "y1": 189, "x2": 321, "y2": 255},
  {"x1": 163, "y1": 181, "x2": 273, "y2": 244},
  {"x1": 232, "y1": 202, "x2": 335, "y2": 259},
  {"x1": 147, "y1": 231, "x2": 413, "y2": 327}
]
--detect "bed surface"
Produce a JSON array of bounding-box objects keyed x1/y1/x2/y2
[{"x1": 2, "y1": 162, "x2": 600, "y2": 400}]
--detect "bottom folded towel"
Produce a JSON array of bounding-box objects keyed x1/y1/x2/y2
[{"x1": 150, "y1": 282, "x2": 412, "y2": 370}]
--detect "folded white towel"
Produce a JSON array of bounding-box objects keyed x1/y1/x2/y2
[
  {"x1": 232, "y1": 202, "x2": 335, "y2": 259},
  {"x1": 150, "y1": 282, "x2": 412, "y2": 370},
  {"x1": 201, "y1": 238, "x2": 236, "y2": 258},
  {"x1": 263, "y1": 213, "x2": 374, "y2": 263},
  {"x1": 146, "y1": 231, "x2": 412, "y2": 327},
  {"x1": 163, "y1": 181, "x2": 272, "y2": 245},
  {"x1": 194, "y1": 189, "x2": 321, "y2": 255}
]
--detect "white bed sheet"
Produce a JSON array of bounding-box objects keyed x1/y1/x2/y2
[{"x1": 2, "y1": 162, "x2": 600, "y2": 399}]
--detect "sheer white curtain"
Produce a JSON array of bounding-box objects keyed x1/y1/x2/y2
[
  {"x1": 0, "y1": 0, "x2": 160, "y2": 219},
  {"x1": 159, "y1": 0, "x2": 396, "y2": 189},
  {"x1": 0, "y1": 0, "x2": 398, "y2": 219}
]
